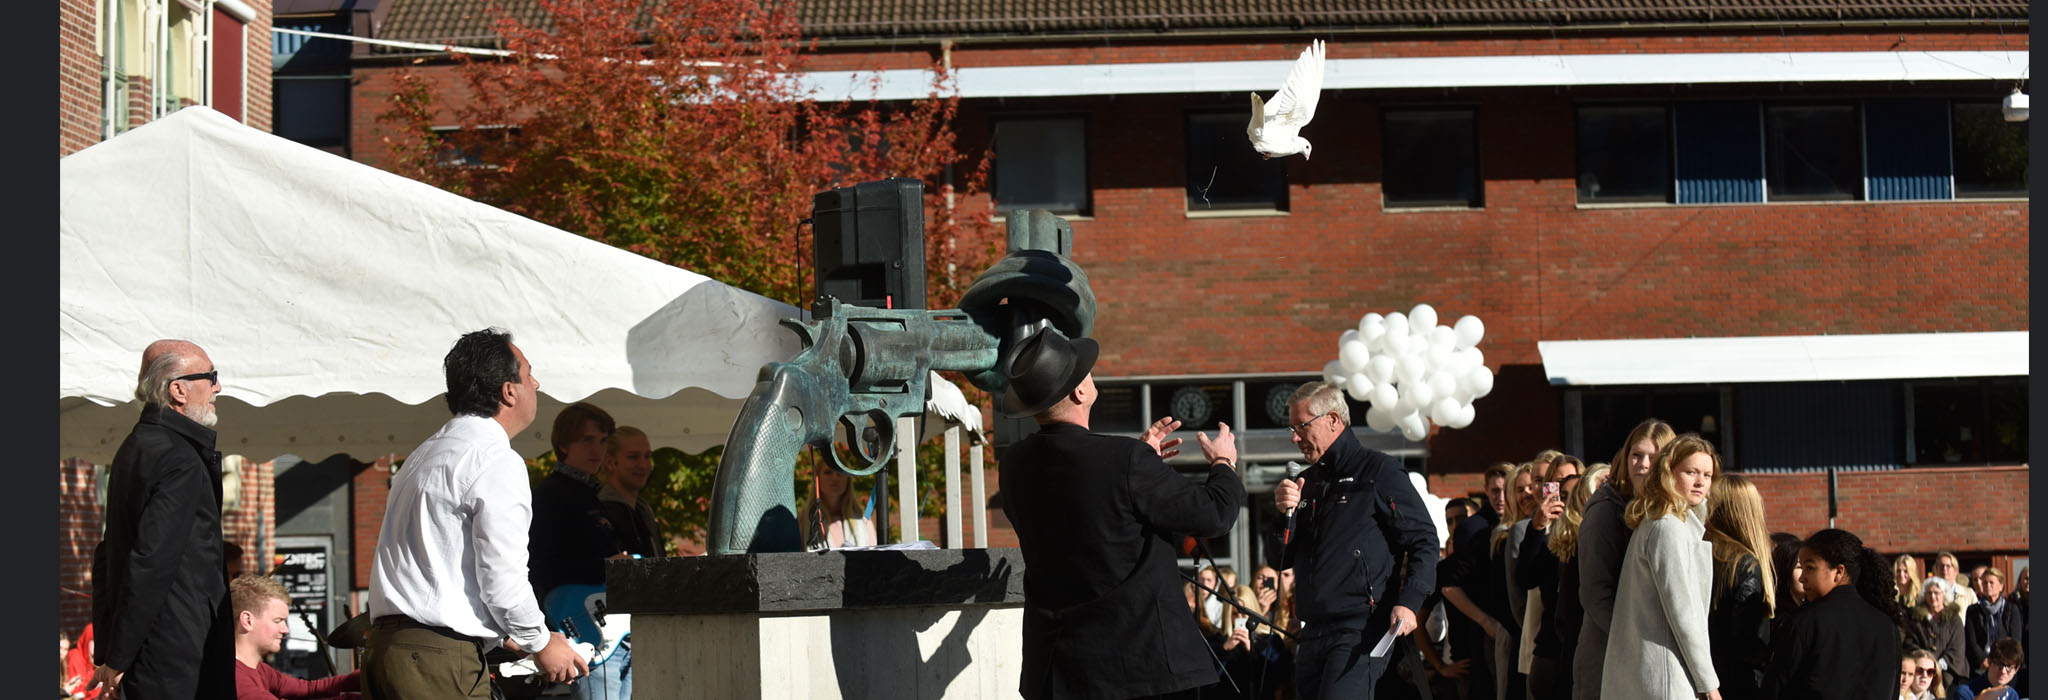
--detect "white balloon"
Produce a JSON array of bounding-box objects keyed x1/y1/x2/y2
[
  {"x1": 1383, "y1": 329, "x2": 1411, "y2": 356},
  {"x1": 1465, "y1": 365, "x2": 1495, "y2": 399},
  {"x1": 1339, "y1": 338, "x2": 1370, "y2": 374},
  {"x1": 1360, "y1": 322, "x2": 1387, "y2": 350},
  {"x1": 1429, "y1": 396, "x2": 1461, "y2": 425},
  {"x1": 1429, "y1": 324, "x2": 1457, "y2": 352},
  {"x1": 1409, "y1": 304, "x2": 1438, "y2": 332},
  {"x1": 1398, "y1": 411, "x2": 1428, "y2": 441},
  {"x1": 1447, "y1": 348, "x2": 1481, "y2": 372},
  {"x1": 1398, "y1": 354, "x2": 1429, "y2": 385},
  {"x1": 1447, "y1": 402, "x2": 1477, "y2": 429},
  {"x1": 1429, "y1": 370, "x2": 1459, "y2": 399},
  {"x1": 1385, "y1": 313, "x2": 1409, "y2": 339},
  {"x1": 1424, "y1": 344, "x2": 1453, "y2": 372},
  {"x1": 1345, "y1": 375, "x2": 1373, "y2": 401},
  {"x1": 1394, "y1": 386, "x2": 1420, "y2": 413},
  {"x1": 1364, "y1": 405, "x2": 1396, "y2": 431},
  {"x1": 1366, "y1": 355, "x2": 1397, "y2": 384},
  {"x1": 1454, "y1": 315, "x2": 1485, "y2": 350},
  {"x1": 1361, "y1": 312, "x2": 1385, "y2": 327},
  {"x1": 1371, "y1": 383, "x2": 1398, "y2": 410},
  {"x1": 1409, "y1": 377, "x2": 1436, "y2": 408},
  {"x1": 1322, "y1": 359, "x2": 1346, "y2": 384}
]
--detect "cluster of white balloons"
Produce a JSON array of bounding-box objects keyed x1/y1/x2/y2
[{"x1": 1321, "y1": 304, "x2": 1493, "y2": 442}]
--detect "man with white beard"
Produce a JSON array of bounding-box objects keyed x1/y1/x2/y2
[{"x1": 89, "y1": 339, "x2": 237, "y2": 700}]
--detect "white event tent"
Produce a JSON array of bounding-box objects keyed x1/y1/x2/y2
[{"x1": 60, "y1": 106, "x2": 816, "y2": 464}]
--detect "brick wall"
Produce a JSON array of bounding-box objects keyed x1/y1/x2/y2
[
  {"x1": 222, "y1": 456, "x2": 277, "y2": 576},
  {"x1": 58, "y1": 459, "x2": 101, "y2": 637},
  {"x1": 350, "y1": 455, "x2": 394, "y2": 589},
  {"x1": 241, "y1": 0, "x2": 275, "y2": 133},
  {"x1": 58, "y1": 0, "x2": 101, "y2": 155}
]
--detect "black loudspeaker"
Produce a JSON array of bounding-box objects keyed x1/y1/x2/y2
[{"x1": 811, "y1": 178, "x2": 927, "y2": 309}]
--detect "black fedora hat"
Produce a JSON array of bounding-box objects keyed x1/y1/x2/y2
[{"x1": 999, "y1": 327, "x2": 1100, "y2": 418}]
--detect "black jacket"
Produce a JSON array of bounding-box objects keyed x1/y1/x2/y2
[
  {"x1": 1966, "y1": 597, "x2": 2026, "y2": 670},
  {"x1": 529, "y1": 469, "x2": 623, "y2": 607},
  {"x1": 1761, "y1": 586, "x2": 1901, "y2": 700},
  {"x1": 92, "y1": 405, "x2": 235, "y2": 699},
  {"x1": 1441, "y1": 501, "x2": 1502, "y2": 662},
  {"x1": 1001, "y1": 422, "x2": 1244, "y2": 700},
  {"x1": 1904, "y1": 607, "x2": 1966, "y2": 681},
  {"x1": 1516, "y1": 522, "x2": 1564, "y2": 659},
  {"x1": 1279, "y1": 430, "x2": 1439, "y2": 629},
  {"x1": 1708, "y1": 554, "x2": 1771, "y2": 700}
]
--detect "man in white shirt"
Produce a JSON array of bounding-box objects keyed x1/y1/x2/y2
[{"x1": 363, "y1": 328, "x2": 587, "y2": 698}]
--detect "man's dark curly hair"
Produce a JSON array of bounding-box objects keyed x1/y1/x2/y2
[{"x1": 444, "y1": 328, "x2": 520, "y2": 418}]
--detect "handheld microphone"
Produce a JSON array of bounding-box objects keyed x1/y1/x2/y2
[{"x1": 1282, "y1": 461, "x2": 1307, "y2": 544}]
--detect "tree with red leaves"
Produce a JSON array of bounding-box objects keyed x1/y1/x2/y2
[
  {"x1": 380, "y1": 0, "x2": 1002, "y2": 546},
  {"x1": 380, "y1": 0, "x2": 998, "y2": 309}
]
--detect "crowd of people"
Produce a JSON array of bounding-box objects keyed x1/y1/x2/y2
[{"x1": 1155, "y1": 417, "x2": 2033, "y2": 700}]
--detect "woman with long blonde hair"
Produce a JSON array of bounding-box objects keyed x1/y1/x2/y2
[
  {"x1": 1896, "y1": 555, "x2": 1925, "y2": 615},
  {"x1": 1496, "y1": 461, "x2": 1542, "y2": 699},
  {"x1": 1704, "y1": 473, "x2": 1775, "y2": 700},
  {"x1": 1603, "y1": 433, "x2": 1722, "y2": 700},
  {"x1": 1572, "y1": 419, "x2": 1677, "y2": 700}
]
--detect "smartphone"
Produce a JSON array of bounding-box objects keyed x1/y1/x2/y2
[
  {"x1": 1261, "y1": 576, "x2": 1277, "y2": 590},
  {"x1": 1540, "y1": 481, "x2": 1560, "y2": 501},
  {"x1": 1234, "y1": 616, "x2": 1249, "y2": 632}
]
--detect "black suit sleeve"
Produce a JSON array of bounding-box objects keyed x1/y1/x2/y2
[
  {"x1": 1967, "y1": 605, "x2": 1990, "y2": 670},
  {"x1": 1516, "y1": 525, "x2": 1555, "y2": 592},
  {"x1": 1374, "y1": 460, "x2": 1440, "y2": 613},
  {"x1": 1127, "y1": 444, "x2": 1243, "y2": 539},
  {"x1": 1760, "y1": 610, "x2": 1809, "y2": 699},
  {"x1": 103, "y1": 449, "x2": 210, "y2": 671}
]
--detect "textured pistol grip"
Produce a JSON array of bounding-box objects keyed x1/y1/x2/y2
[{"x1": 706, "y1": 366, "x2": 814, "y2": 554}]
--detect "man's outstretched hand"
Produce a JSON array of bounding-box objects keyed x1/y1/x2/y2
[{"x1": 1196, "y1": 423, "x2": 1238, "y2": 468}]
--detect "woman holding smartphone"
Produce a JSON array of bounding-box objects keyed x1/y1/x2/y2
[{"x1": 1602, "y1": 433, "x2": 1722, "y2": 700}]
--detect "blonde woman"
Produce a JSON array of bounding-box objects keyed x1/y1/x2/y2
[
  {"x1": 1897, "y1": 555, "x2": 1926, "y2": 616},
  {"x1": 1903, "y1": 648, "x2": 1943, "y2": 700},
  {"x1": 1497, "y1": 461, "x2": 1541, "y2": 698},
  {"x1": 1935, "y1": 552, "x2": 1979, "y2": 610},
  {"x1": 802, "y1": 460, "x2": 877, "y2": 551},
  {"x1": 1572, "y1": 418, "x2": 1678, "y2": 700},
  {"x1": 1704, "y1": 473, "x2": 1775, "y2": 700},
  {"x1": 1545, "y1": 464, "x2": 1609, "y2": 699},
  {"x1": 1602, "y1": 433, "x2": 1721, "y2": 700}
]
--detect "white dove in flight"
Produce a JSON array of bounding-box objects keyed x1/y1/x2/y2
[{"x1": 1247, "y1": 39, "x2": 1327, "y2": 160}]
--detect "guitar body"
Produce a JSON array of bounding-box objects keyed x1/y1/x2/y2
[{"x1": 542, "y1": 583, "x2": 631, "y2": 666}]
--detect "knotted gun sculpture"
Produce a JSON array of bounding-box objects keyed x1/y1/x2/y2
[{"x1": 707, "y1": 209, "x2": 1094, "y2": 554}]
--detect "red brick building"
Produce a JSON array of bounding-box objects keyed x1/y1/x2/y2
[{"x1": 312, "y1": 0, "x2": 2029, "y2": 577}]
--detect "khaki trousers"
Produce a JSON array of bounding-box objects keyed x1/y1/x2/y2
[{"x1": 362, "y1": 618, "x2": 497, "y2": 700}]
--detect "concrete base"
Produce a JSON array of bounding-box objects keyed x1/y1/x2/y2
[
  {"x1": 632, "y1": 606, "x2": 1023, "y2": 699},
  {"x1": 608, "y1": 548, "x2": 1029, "y2": 699}
]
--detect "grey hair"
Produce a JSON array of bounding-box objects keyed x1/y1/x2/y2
[
  {"x1": 1288, "y1": 381, "x2": 1351, "y2": 426},
  {"x1": 134, "y1": 352, "x2": 188, "y2": 406}
]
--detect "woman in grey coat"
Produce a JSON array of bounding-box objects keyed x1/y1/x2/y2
[
  {"x1": 1571, "y1": 419, "x2": 1676, "y2": 700},
  {"x1": 1601, "y1": 433, "x2": 1722, "y2": 700}
]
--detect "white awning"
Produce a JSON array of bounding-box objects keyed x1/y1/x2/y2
[
  {"x1": 1537, "y1": 331, "x2": 2028, "y2": 386},
  {"x1": 805, "y1": 50, "x2": 2029, "y2": 101}
]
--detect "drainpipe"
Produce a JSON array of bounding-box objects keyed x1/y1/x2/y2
[{"x1": 102, "y1": 0, "x2": 118, "y2": 139}]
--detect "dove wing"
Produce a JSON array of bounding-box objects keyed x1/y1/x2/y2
[
  {"x1": 1263, "y1": 40, "x2": 1326, "y2": 131},
  {"x1": 1247, "y1": 92, "x2": 1267, "y2": 141}
]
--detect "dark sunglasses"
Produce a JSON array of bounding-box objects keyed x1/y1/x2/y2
[{"x1": 169, "y1": 370, "x2": 218, "y2": 387}]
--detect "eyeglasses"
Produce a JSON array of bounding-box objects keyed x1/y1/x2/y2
[
  {"x1": 168, "y1": 370, "x2": 218, "y2": 387},
  {"x1": 1289, "y1": 414, "x2": 1332, "y2": 436},
  {"x1": 1916, "y1": 668, "x2": 1938, "y2": 677}
]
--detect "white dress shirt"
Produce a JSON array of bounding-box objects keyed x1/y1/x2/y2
[{"x1": 368, "y1": 414, "x2": 550, "y2": 653}]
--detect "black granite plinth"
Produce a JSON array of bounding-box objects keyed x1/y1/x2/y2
[{"x1": 606, "y1": 547, "x2": 1027, "y2": 616}]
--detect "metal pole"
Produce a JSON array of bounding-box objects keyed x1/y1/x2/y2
[
  {"x1": 945, "y1": 425, "x2": 963, "y2": 548},
  {"x1": 1827, "y1": 464, "x2": 1839, "y2": 529},
  {"x1": 897, "y1": 416, "x2": 918, "y2": 544},
  {"x1": 970, "y1": 432, "x2": 987, "y2": 548}
]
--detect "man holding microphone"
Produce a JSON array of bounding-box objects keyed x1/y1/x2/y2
[{"x1": 1274, "y1": 381, "x2": 1441, "y2": 700}]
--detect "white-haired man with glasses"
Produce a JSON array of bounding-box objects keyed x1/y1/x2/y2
[
  {"x1": 89, "y1": 339, "x2": 237, "y2": 700},
  {"x1": 1273, "y1": 381, "x2": 1441, "y2": 700}
]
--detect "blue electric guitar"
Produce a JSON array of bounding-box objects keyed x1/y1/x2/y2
[{"x1": 542, "y1": 583, "x2": 631, "y2": 666}]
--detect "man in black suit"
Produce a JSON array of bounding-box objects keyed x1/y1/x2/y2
[
  {"x1": 89, "y1": 339, "x2": 236, "y2": 700},
  {"x1": 999, "y1": 327, "x2": 1245, "y2": 700}
]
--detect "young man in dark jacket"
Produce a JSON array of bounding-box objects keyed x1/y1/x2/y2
[
  {"x1": 529, "y1": 401, "x2": 630, "y2": 700},
  {"x1": 999, "y1": 328, "x2": 1245, "y2": 700},
  {"x1": 1273, "y1": 381, "x2": 1441, "y2": 700}
]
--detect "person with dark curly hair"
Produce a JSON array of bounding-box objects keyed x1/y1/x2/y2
[{"x1": 1761, "y1": 528, "x2": 1903, "y2": 700}]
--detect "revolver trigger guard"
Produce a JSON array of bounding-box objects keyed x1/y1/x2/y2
[
  {"x1": 778, "y1": 318, "x2": 818, "y2": 350},
  {"x1": 829, "y1": 409, "x2": 894, "y2": 477}
]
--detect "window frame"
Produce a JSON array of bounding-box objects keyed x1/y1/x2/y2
[{"x1": 1183, "y1": 109, "x2": 1291, "y2": 214}]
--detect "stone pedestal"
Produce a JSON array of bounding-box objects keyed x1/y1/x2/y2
[{"x1": 607, "y1": 548, "x2": 1027, "y2": 699}]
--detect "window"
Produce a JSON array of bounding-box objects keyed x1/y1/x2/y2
[
  {"x1": 1383, "y1": 109, "x2": 1480, "y2": 207},
  {"x1": 1952, "y1": 102, "x2": 2029, "y2": 198},
  {"x1": 275, "y1": 77, "x2": 351, "y2": 153},
  {"x1": 431, "y1": 126, "x2": 520, "y2": 169},
  {"x1": 1577, "y1": 105, "x2": 1671, "y2": 203},
  {"x1": 1865, "y1": 100, "x2": 1953, "y2": 201},
  {"x1": 1185, "y1": 111, "x2": 1287, "y2": 211},
  {"x1": 1908, "y1": 379, "x2": 2028, "y2": 465},
  {"x1": 1091, "y1": 384, "x2": 1143, "y2": 434},
  {"x1": 992, "y1": 117, "x2": 1089, "y2": 215},
  {"x1": 1766, "y1": 104, "x2": 1862, "y2": 200}
]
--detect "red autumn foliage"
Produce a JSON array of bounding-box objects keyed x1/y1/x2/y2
[{"x1": 378, "y1": 0, "x2": 1000, "y2": 309}]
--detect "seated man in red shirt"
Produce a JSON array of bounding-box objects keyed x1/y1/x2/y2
[{"x1": 232, "y1": 575, "x2": 360, "y2": 700}]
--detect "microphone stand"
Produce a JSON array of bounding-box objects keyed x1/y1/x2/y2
[{"x1": 1181, "y1": 572, "x2": 1297, "y2": 642}]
